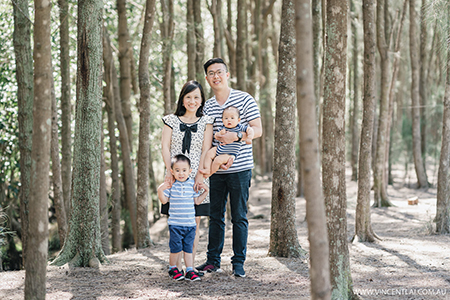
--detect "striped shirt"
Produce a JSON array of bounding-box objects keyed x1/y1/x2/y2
[
  {"x1": 216, "y1": 124, "x2": 248, "y2": 158},
  {"x1": 163, "y1": 179, "x2": 199, "y2": 227},
  {"x1": 203, "y1": 89, "x2": 261, "y2": 174}
]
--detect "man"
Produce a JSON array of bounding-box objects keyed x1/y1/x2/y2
[{"x1": 197, "y1": 58, "x2": 262, "y2": 277}]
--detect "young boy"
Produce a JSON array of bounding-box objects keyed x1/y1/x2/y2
[
  {"x1": 157, "y1": 154, "x2": 209, "y2": 281},
  {"x1": 200, "y1": 106, "x2": 254, "y2": 178}
]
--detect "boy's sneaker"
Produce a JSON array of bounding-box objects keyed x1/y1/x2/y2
[
  {"x1": 185, "y1": 270, "x2": 201, "y2": 281},
  {"x1": 232, "y1": 265, "x2": 246, "y2": 278},
  {"x1": 168, "y1": 267, "x2": 185, "y2": 281},
  {"x1": 196, "y1": 262, "x2": 223, "y2": 273}
]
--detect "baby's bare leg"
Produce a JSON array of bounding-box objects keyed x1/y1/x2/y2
[
  {"x1": 200, "y1": 147, "x2": 217, "y2": 176},
  {"x1": 210, "y1": 154, "x2": 234, "y2": 175}
]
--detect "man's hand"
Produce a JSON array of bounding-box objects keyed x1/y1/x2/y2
[{"x1": 216, "y1": 130, "x2": 239, "y2": 145}]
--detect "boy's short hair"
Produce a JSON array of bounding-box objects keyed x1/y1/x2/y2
[
  {"x1": 222, "y1": 105, "x2": 240, "y2": 118},
  {"x1": 171, "y1": 154, "x2": 191, "y2": 168},
  {"x1": 204, "y1": 57, "x2": 228, "y2": 74}
]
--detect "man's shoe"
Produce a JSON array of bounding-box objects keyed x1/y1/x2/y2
[
  {"x1": 168, "y1": 267, "x2": 185, "y2": 281},
  {"x1": 232, "y1": 265, "x2": 246, "y2": 278},
  {"x1": 185, "y1": 270, "x2": 201, "y2": 281},
  {"x1": 196, "y1": 262, "x2": 223, "y2": 273}
]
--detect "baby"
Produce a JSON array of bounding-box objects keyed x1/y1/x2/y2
[{"x1": 200, "y1": 106, "x2": 254, "y2": 177}]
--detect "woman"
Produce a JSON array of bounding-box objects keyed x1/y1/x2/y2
[{"x1": 161, "y1": 80, "x2": 213, "y2": 273}]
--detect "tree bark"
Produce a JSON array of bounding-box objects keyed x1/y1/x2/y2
[
  {"x1": 354, "y1": 0, "x2": 377, "y2": 243},
  {"x1": 24, "y1": 0, "x2": 51, "y2": 296},
  {"x1": 118, "y1": 0, "x2": 134, "y2": 151},
  {"x1": 51, "y1": 71, "x2": 68, "y2": 248},
  {"x1": 194, "y1": 0, "x2": 206, "y2": 88},
  {"x1": 409, "y1": 0, "x2": 428, "y2": 188},
  {"x1": 295, "y1": 0, "x2": 331, "y2": 298},
  {"x1": 58, "y1": 0, "x2": 73, "y2": 218},
  {"x1": 235, "y1": 0, "x2": 246, "y2": 91},
  {"x1": 160, "y1": 0, "x2": 174, "y2": 115},
  {"x1": 373, "y1": 0, "x2": 393, "y2": 207},
  {"x1": 51, "y1": 0, "x2": 106, "y2": 267},
  {"x1": 102, "y1": 28, "x2": 138, "y2": 246},
  {"x1": 136, "y1": 0, "x2": 157, "y2": 249},
  {"x1": 100, "y1": 129, "x2": 110, "y2": 255},
  {"x1": 322, "y1": 0, "x2": 354, "y2": 298},
  {"x1": 350, "y1": 0, "x2": 360, "y2": 182},
  {"x1": 419, "y1": 0, "x2": 427, "y2": 160},
  {"x1": 269, "y1": 0, "x2": 304, "y2": 259},
  {"x1": 12, "y1": 0, "x2": 33, "y2": 267},
  {"x1": 436, "y1": 7, "x2": 450, "y2": 234},
  {"x1": 187, "y1": 0, "x2": 196, "y2": 80},
  {"x1": 225, "y1": 0, "x2": 236, "y2": 80}
]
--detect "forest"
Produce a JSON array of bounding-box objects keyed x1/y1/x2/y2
[{"x1": 1, "y1": 0, "x2": 450, "y2": 299}]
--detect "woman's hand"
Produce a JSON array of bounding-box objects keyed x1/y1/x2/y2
[
  {"x1": 194, "y1": 172, "x2": 204, "y2": 192},
  {"x1": 164, "y1": 171, "x2": 175, "y2": 187}
]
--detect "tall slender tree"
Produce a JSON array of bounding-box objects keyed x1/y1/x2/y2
[
  {"x1": 295, "y1": 0, "x2": 331, "y2": 298},
  {"x1": 160, "y1": 0, "x2": 174, "y2": 115},
  {"x1": 409, "y1": 0, "x2": 428, "y2": 188},
  {"x1": 235, "y1": 0, "x2": 246, "y2": 91},
  {"x1": 436, "y1": 1, "x2": 450, "y2": 234},
  {"x1": 51, "y1": 0, "x2": 106, "y2": 267},
  {"x1": 187, "y1": 0, "x2": 196, "y2": 80},
  {"x1": 103, "y1": 28, "x2": 122, "y2": 253},
  {"x1": 58, "y1": 0, "x2": 72, "y2": 216},
  {"x1": 118, "y1": 0, "x2": 134, "y2": 151},
  {"x1": 322, "y1": 0, "x2": 355, "y2": 298},
  {"x1": 350, "y1": 0, "x2": 360, "y2": 182},
  {"x1": 354, "y1": 0, "x2": 377, "y2": 243},
  {"x1": 194, "y1": 0, "x2": 205, "y2": 88},
  {"x1": 269, "y1": 0, "x2": 303, "y2": 258},
  {"x1": 24, "y1": 0, "x2": 52, "y2": 296},
  {"x1": 12, "y1": 0, "x2": 33, "y2": 267},
  {"x1": 136, "y1": 0, "x2": 157, "y2": 248}
]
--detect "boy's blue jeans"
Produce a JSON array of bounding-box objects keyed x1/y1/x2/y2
[{"x1": 206, "y1": 169, "x2": 252, "y2": 267}]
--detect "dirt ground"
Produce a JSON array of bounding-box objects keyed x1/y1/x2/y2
[{"x1": 1, "y1": 170, "x2": 450, "y2": 300}]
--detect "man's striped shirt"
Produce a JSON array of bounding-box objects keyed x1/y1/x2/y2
[
  {"x1": 163, "y1": 179, "x2": 199, "y2": 227},
  {"x1": 203, "y1": 89, "x2": 261, "y2": 174}
]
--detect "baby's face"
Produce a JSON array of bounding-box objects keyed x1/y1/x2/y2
[{"x1": 222, "y1": 110, "x2": 240, "y2": 128}]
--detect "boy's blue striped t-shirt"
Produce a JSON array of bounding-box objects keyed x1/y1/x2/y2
[{"x1": 163, "y1": 178, "x2": 199, "y2": 227}]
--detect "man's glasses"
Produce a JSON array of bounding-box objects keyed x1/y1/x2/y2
[{"x1": 207, "y1": 69, "x2": 226, "y2": 78}]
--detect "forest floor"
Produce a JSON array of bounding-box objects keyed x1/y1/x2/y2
[{"x1": 1, "y1": 168, "x2": 450, "y2": 299}]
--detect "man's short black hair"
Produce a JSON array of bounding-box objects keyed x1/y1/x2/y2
[
  {"x1": 171, "y1": 154, "x2": 191, "y2": 168},
  {"x1": 204, "y1": 57, "x2": 228, "y2": 74}
]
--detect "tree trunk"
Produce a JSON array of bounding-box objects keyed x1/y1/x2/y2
[
  {"x1": 160, "y1": 0, "x2": 174, "y2": 115},
  {"x1": 295, "y1": 0, "x2": 331, "y2": 298},
  {"x1": 322, "y1": 0, "x2": 354, "y2": 298},
  {"x1": 100, "y1": 129, "x2": 110, "y2": 255},
  {"x1": 187, "y1": 0, "x2": 196, "y2": 80},
  {"x1": 12, "y1": 0, "x2": 33, "y2": 267},
  {"x1": 419, "y1": 0, "x2": 427, "y2": 161},
  {"x1": 225, "y1": 0, "x2": 236, "y2": 80},
  {"x1": 136, "y1": 0, "x2": 157, "y2": 249},
  {"x1": 436, "y1": 11, "x2": 450, "y2": 234},
  {"x1": 269, "y1": 0, "x2": 304, "y2": 259},
  {"x1": 103, "y1": 76, "x2": 122, "y2": 253},
  {"x1": 235, "y1": 0, "x2": 246, "y2": 91},
  {"x1": 103, "y1": 28, "x2": 138, "y2": 246},
  {"x1": 58, "y1": 0, "x2": 73, "y2": 218},
  {"x1": 409, "y1": 0, "x2": 428, "y2": 188},
  {"x1": 350, "y1": 0, "x2": 360, "y2": 182},
  {"x1": 354, "y1": 0, "x2": 377, "y2": 243},
  {"x1": 194, "y1": 0, "x2": 206, "y2": 88},
  {"x1": 118, "y1": 0, "x2": 134, "y2": 151},
  {"x1": 373, "y1": 0, "x2": 393, "y2": 207},
  {"x1": 24, "y1": 0, "x2": 51, "y2": 296},
  {"x1": 51, "y1": 72, "x2": 68, "y2": 248},
  {"x1": 51, "y1": 0, "x2": 106, "y2": 267}
]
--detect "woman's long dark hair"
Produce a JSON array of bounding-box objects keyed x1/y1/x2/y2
[{"x1": 174, "y1": 80, "x2": 206, "y2": 117}]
